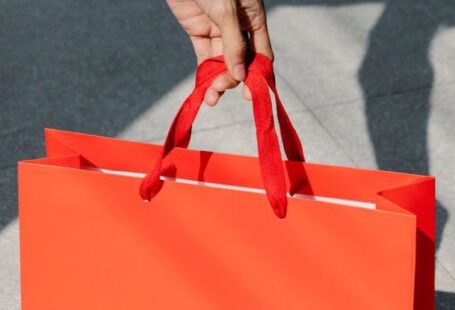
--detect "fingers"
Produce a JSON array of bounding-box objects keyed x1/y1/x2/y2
[
  {"x1": 190, "y1": 36, "x2": 214, "y2": 64},
  {"x1": 204, "y1": 73, "x2": 239, "y2": 106},
  {"x1": 204, "y1": 87, "x2": 222, "y2": 106},
  {"x1": 244, "y1": 1, "x2": 273, "y2": 101},
  {"x1": 207, "y1": 0, "x2": 247, "y2": 82},
  {"x1": 243, "y1": 84, "x2": 252, "y2": 101},
  {"x1": 204, "y1": 74, "x2": 252, "y2": 106},
  {"x1": 192, "y1": 0, "x2": 273, "y2": 104},
  {"x1": 244, "y1": 0, "x2": 273, "y2": 61},
  {"x1": 249, "y1": 24, "x2": 274, "y2": 61}
]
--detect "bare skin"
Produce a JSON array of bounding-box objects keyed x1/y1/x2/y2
[{"x1": 166, "y1": 0, "x2": 274, "y2": 106}]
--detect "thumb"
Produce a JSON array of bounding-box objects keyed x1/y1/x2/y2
[{"x1": 216, "y1": 2, "x2": 247, "y2": 81}]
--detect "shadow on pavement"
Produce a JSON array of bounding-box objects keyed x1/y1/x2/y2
[
  {"x1": 0, "y1": 0, "x2": 196, "y2": 229},
  {"x1": 357, "y1": 0, "x2": 454, "y2": 252},
  {"x1": 436, "y1": 291, "x2": 455, "y2": 310},
  {"x1": 268, "y1": 0, "x2": 455, "y2": 253}
]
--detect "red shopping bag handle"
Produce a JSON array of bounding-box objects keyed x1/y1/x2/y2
[{"x1": 140, "y1": 53, "x2": 305, "y2": 218}]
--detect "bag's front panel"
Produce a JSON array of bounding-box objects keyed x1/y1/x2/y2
[{"x1": 19, "y1": 163, "x2": 416, "y2": 310}]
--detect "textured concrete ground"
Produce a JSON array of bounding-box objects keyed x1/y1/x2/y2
[{"x1": 1, "y1": 0, "x2": 454, "y2": 308}]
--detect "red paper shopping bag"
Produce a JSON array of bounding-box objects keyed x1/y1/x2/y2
[{"x1": 18, "y1": 54, "x2": 435, "y2": 310}]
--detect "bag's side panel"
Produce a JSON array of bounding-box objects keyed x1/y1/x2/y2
[
  {"x1": 19, "y1": 162, "x2": 416, "y2": 310},
  {"x1": 18, "y1": 162, "x2": 59, "y2": 310},
  {"x1": 380, "y1": 177, "x2": 435, "y2": 310}
]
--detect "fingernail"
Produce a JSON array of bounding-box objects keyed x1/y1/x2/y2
[{"x1": 233, "y1": 63, "x2": 246, "y2": 81}]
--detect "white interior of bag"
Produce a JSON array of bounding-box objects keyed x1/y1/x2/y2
[{"x1": 88, "y1": 167, "x2": 376, "y2": 210}]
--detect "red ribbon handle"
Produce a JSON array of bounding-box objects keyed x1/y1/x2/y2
[{"x1": 139, "y1": 53, "x2": 305, "y2": 218}]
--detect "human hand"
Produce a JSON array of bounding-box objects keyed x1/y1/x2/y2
[{"x1": 167, "y1": 0, "x2": 274, "y2": 106}]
